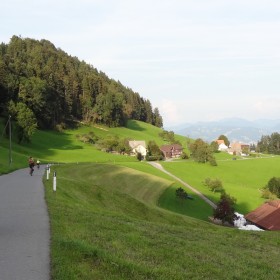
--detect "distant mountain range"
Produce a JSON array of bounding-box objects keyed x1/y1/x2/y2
[{"x1": 169, "y1": 118, "x2": 280, "y2": 144}]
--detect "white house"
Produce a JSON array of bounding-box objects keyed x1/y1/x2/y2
[
  {"x1": 128, "y1": 141, "x2": 147, "y2": 157},
  {"x1": 218, "y1": 143, "x2": 229, "y2": 152},
  {"x1": 216, "y1": 139, "x2": 228, "y2": 152}
]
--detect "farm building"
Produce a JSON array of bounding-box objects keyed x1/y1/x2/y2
[
  {"x1": 128, "y1": 141, "x2": 147, "y2": 158},
  {"x1": 215, "y1": 139, "x2": 228, "y2": 152},
  {"x1": 245, "y1": 200, "x2": 280, "y2": 231},
  {"x1": 228, "y1": 142, "x2": 250, "y2": 155},
  {"x1": 160, "y1": 144, "x2": 183, "y2": 158}
]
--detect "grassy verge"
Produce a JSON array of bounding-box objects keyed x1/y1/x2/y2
[{"x1": 44, "y1": 163, "x2": 280, "y2": 279}]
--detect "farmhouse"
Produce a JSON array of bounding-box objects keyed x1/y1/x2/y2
[
  {"x1": 160, "y1": 144, "x2": 183, "y2": 158},
  {"x1": 245, "y1": 200, "x2": 280, "y2": 231},
  {"x1": 128, "y1": 140, "x2": 147, "y2": 158},
  {"x1": 228, "y1": 142, "x2": 250, "y2": 155},
  {"x1": 215, "y1": 139, "x2": 228, "y2": 152}
]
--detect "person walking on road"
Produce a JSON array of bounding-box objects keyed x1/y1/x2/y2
[{"x1": 28, "y1": 156, "x2": 35, "y2": 176}]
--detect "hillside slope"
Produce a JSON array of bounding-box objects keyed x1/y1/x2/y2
[
  {"x1": 0, "y1": 119, "x2": 188, "y2": 173},
  {"x1": 44, "y1": 163, "x2": 280, "y2": 279}
]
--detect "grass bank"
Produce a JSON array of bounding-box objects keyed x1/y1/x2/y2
[{"x1": 44, "y1": 163, "x2": 280, "y2": 279}]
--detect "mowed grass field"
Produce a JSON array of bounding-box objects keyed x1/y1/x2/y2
[
  {"x1": 2, "y1": 118, "x2": 280, "y2": 278},
  {"x1": 162, "y1": 156, "x2": 280, "y2": 214},
  {"x1": 44, "y1": 163, "x2": 280, "y2": 280}
]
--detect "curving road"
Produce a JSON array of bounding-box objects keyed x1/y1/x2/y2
[
  {"x1": 0, "y1": 166, "x2": 50, "y2": 280},
  {"x1": 148, "y1": 161, "x2": 217, "y2": 209}
]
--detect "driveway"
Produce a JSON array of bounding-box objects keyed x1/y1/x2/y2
[{"x1": 0, "y1": 166, "x2": 50, "y2": 280}]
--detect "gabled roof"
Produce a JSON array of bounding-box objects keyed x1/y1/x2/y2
[
  {"x1": 128, "y1": 141, "x2": 146, "y2": 149},
  {"x1": 216, "y1": 139, "x2": 225, "y2": 145},
  {"x1": 245, "y1": 200, "x2": 280, "y2": 230},
  {"x1": 160, "y1": 144, "x2": 182, "y2": 152}
]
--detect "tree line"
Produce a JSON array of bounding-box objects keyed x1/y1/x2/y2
[
  {"x1": 0, "y1": 36, "x2": 163, "y2": 142},
  {"x1": 257, "y1": 132, "x2": 280, "y2": 155}
]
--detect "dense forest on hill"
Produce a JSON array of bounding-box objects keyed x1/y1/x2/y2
[{"x1": 0, "y1": 36, "x2": 163, "y2": 140}]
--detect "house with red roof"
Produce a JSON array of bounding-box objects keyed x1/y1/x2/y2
[{"x1": 215, "y1": 139, "x2": 228, "y2": 152}]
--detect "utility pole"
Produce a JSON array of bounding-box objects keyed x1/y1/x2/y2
[{"x1": 9, "y1": 115, "x2": 12, "y2": 165}]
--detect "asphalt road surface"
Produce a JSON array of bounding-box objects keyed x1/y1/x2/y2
[{"x1": 0, "y1": 166, "x2": 50, "y2": 280}]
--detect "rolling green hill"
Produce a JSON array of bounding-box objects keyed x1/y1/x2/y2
[
  {"x1": 44, "y1": 163, "x2": 280, "y2": 279},
  {"x1": 0, "y1": 119, "x2": 187, "y2": 173},
  {"x1": 2, "y1": 118, "x2": 280, "y2": 278}
]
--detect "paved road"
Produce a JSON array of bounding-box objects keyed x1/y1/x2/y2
[
  {"x1": 148, "y1": 162, "x2": 217, "y2": 209},
  {"x1": 0, "y1": 166, "x2": 50, "y2": 280}
]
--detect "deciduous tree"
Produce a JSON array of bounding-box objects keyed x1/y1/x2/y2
[
  {"x1": 218, "y1": 135, "x2": 230, "y2": 147},
  {"x1": 189, "y1": 138, "x2": 216, "y2": 164},
  {"x1": 8, "y1": 101, "x2": 37, "y2": 143},
  {"x1": 213, "y1": 192, "x2": 236, "y2": 225}
]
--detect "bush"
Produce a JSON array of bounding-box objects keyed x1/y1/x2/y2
[
  {"x1": 146, "y1": 155, "x2": 163, "y2": 161},
  {"x1": 208, "y1": 156, "x2": 217, "y2": 166},
  {"x1": 261, "y1": 188, "x2": 277, "y2": 200},
  {"x1": 266, "y1": 177, "x2": 280, "y2": 198},
  {"x1": 55, "y1": 123, "x2": 66, "y2": 132},
  {"x1": 180, "y1": 152, "x2": 189, "y2": 160},
  {"x1": 136, "y1": 152, "x2": 143, "y2": 161},
  {"x1": 203, "y1": 178, "x2": 224, "y2": 193}
]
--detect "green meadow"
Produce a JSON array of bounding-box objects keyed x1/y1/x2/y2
[
  {"x1": 0, "y1": 119, "x2": 187, "y2": 170},
  {"x1": 44, "y1": 163, "x2": 280, "y2": 279},
  {"x1": 1, "y1": 119, "x2": 280, "y2": 279},
  {"x1": 162, "y1": 156, "x2": 280, "y2": 214}
]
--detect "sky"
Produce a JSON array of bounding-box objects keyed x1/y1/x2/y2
[{"x1": 1, "y1": 0, "x2": 280, "y2": 127}]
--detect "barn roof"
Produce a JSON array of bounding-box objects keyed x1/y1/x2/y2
[
  {"x1": 128, "y1": 140, "x2": 146, "y2": 149},
  {"x1": 160, "y1": 144, "x2": 182, "y2": 152},
  {"x1": 245, "y1": 200, "x2": 280, "y2": 230}
]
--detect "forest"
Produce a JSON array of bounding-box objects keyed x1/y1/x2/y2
[
  {"x1": 0, "y1": 36, "x2": 163, "y2": 141},
  {"x1": 257, "y1": 132, "x2": 280, "y2": 155}
]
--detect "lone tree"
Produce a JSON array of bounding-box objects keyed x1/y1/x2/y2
[
  {"x1": 213, "y1": 192, "x2": 236, "y2": 225},
  {"x1": 189, "y1": 138, "x2": 217, "y2": 165},
  {"x1": 175, "y1": 187, "x2": 189, "y2": 201}
]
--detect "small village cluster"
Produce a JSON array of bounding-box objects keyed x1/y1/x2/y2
[
  {"x1": 129, "y1": 139, "x2": 280, "y2": 231},
  {"x1": 128, "y1": 140, "x2": 183, "y2": 159},
  {"x1": 215, "y1": 139, "x2": 250, "y2": 156},
  {"x1": 128, "y1": 139, "x2": 251, "y2": 160}
]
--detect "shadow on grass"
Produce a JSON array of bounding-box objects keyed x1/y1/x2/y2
[
  {"x1": 235, "y1": 201, "x2": 252, "y2": 215},
  {"x1": 10, "y1": 130, "x2": 84, "y2": 159},
  {"x1": 158, "y1": 184, "x2": 214, "y2": 221},
  {"x1": 199, "y1": 191, "x2": 252, "y2": 215},
  {"x1": 126, "y1": 120, "x2": 145, "y2": 132}
]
